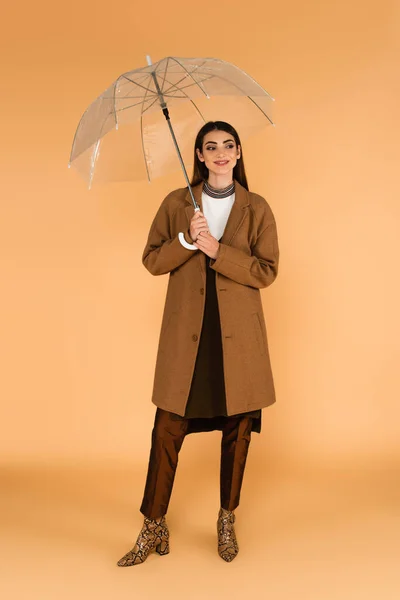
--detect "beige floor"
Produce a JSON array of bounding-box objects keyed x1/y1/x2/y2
[{"x1": 1, "y1": 452, "x2": 399, "y2": 600}]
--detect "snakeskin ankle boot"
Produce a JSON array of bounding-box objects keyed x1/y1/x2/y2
[
  {"x1": 117, "y1": 515, "x2": 169, "y2": 567},
  {"x1": 217, "y1": 507, "x2": 239, "y2": 562}
]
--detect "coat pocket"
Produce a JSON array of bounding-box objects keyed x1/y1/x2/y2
[{"x1": 252, "y1": 312, "x2": 266, "y2": 356}]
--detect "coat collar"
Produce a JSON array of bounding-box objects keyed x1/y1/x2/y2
[{"x1": 184, "y1": 178, "x2": 250, "y2": 247}]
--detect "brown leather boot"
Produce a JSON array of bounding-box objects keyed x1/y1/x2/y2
[
  {"x1": 117, "y1": 515, "x2": 169, "y2": 566},
  {"x1": 217, "y1": 507, "x2": 239, "y2": 562}
]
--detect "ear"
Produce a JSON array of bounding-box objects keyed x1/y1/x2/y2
[
  {"x1": 237, "y1": 144, "x2": 241, "y2": 158},
  {"x1": 196, "y1": 148, "x2": 204, "y2": 162}
]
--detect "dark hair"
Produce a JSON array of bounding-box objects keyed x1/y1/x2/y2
[{"x1": 189, "y1": 121, "x2": 249, "y2": 191}]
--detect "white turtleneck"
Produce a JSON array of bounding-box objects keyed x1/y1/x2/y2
[{"x1": 179, "y1": 190, "x2": 235, "y2": 247}]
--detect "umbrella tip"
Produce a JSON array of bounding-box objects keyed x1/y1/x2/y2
[{"x1": 146, "y1": 55, "x2": 152, "y2": 66}]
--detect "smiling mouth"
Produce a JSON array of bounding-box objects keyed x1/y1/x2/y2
[{"x1": 215, "y1": 161, "x2": 229, "y2": 165}]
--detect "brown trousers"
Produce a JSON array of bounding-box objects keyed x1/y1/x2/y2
[{"x1": 140, "y1": 408, "x2": 253, "y2": 519}]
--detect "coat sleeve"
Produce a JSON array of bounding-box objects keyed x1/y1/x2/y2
[
  {"x1": 142, "y1": 194, "x2": 198, "y2": 276},
  {"x1": 209, "y1": 204, "x2": 279, "y2": 289}
]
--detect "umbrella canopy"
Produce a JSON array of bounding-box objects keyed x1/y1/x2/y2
[{"x1": 68, "y1": 56, "x2": 275, "y2": 190}]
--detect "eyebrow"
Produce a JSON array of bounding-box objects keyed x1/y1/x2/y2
[{"x1": 205, "y1": 139, "x2": 235, "y2": 145}]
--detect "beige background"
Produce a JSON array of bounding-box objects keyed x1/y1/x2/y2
[{"x1": 1, "y1": 0, "x2": 399, "y2": 598}]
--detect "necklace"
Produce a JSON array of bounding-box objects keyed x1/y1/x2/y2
[{"x1": 203, "y1": 179, "x2": 235, "y2": 199}]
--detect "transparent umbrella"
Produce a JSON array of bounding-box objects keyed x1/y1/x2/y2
[{"x1": 68, "y1": 55, "x2": 275, "y2": 209}]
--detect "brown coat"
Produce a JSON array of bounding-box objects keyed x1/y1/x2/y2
[{"x1": 142, "y1": 178, "x2": 279, "y2": 416}]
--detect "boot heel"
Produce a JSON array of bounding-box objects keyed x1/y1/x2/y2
[{"x1": 156, "y1": 540, "x2": 170, "y2": 555}]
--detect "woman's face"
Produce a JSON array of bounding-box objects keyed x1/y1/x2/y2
[{"x1": 196, "y1": 129, "x2": 241, "y2": 178}]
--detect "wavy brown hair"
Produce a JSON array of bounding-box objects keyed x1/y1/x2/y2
[{"x1": 189, "y1": 121, "x2": 249, "y2": 191}]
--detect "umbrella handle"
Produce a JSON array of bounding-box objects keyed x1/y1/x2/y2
[
  {"x1": 178, "y1": 232, "x2": 197, "y2": 250},
  {"x1": 178, "y1": 206, "x2": 200, "y2": 250}
]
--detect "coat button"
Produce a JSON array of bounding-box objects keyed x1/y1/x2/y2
[
  {"x1": 192, "y1": 334, "x2": 198, "y2": 342},
  {"x1": 200, "y1": 288, "x2": 204, "y2": 295}
]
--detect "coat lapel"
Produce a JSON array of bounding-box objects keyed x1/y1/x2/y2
[
  {"x1": 219, "y1": 179, "x2": 250, "y2": 246},
  {"x1": 184, "y1": 178, "x2": 250, "y2": 247}
]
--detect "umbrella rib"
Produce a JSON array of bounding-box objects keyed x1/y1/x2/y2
[
  {"x1": 117, "y1": 83, "x2": 154, "y2": 96},
  {"x1": 120, "y1": 74, "x2": 156, "y2": 95},
  {"x1": 89, "y1": 139, "x2": 100, "y2": 190},
  {"x1": 135, "y1": 71, "x2": 209, "y2": 119},
  {"x1": 121, "y1": 58, "x2": 187, "y2": 99},
  {"x1": 186, "y1": 69, "x2": 274, "y2": 124},
  {"x1": 140, "y1": 94, "x2": 165, "y2": 115},
  {"x1": 113, "y1": 74, "x2": 162, "y2": 113},
  {"x1": 169, "y1": 58, "x2": 210, "y2": 99},
  {"x1": 158, "y1": 57, "x2": 171, "y2": 95},
  {"x1": 153, "y1": 62, "x2": 202, "y2": 96},
  {"x1": 69, "y1": 105, "x2": 88, "y2": 163},
  {"x1": 112, "y1": 91, "x2": 189, "y2": 105},
  {"x1": 106, "y1": 69, "x2": 217, "y2": 111},
  {"x1": 190, "y1": 57, "x2": 275, "y2": 101},
  {"x1": 140, "y1": 84, "x2": 152, "y2": 182},
  {"x1": 140, "y1": 113, "x2": 151, "y2": 182},
  {"x1": 108, "y1": 94, "x2": 158, "y2": 100},
  {"x1": 161, "y1": 75, "x2": 216, "y2": 97},
  {"x1": 246, "y1": 96, "x2": 274, "y2": 125},
  {"x1": 88, "y1": 110, "x2": 112, "y2": 188},
  {"x1": 208, "y1": 69, "x2": 274, "y2": 121},
  {"x1": 149, "y1": 57, "x2": 215, "y2": 97},
  {"x1": 113, "y1": 80, "x2": 118, "y2": 129},
  {"x1": 112, "y1": 93, "x2": 187, "y2": 116},
  {"x1": 70, "y1": 97, "x2": 115, "y2": 164},
  {"x1": 158, "y1": 74, "x2": 207, "y2": 122},
  {"x1": 115, "y1": 96, "x2": 159, "y2": 113},
  {"x1": 153, "y1": 58, "x2": 190, "y2": 95},
  {"x1": 160, "y1": 72, "x2": 216, "y2": 97}
]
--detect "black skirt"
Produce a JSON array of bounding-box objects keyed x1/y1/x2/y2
[{"x1": 170, "y1": 253, "x2": 262, "y2": 435}]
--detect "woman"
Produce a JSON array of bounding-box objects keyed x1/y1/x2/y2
[{"x1": 117, "y1": 120, "x2": 279, "y2": 566}]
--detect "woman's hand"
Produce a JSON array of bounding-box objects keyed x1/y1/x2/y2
[
  {"x1": 189, "y1": 210, "x2": 209, "y2": 241},
  {"x1": 193, "y1": 231, "x2": 220, "y2": 260}
]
